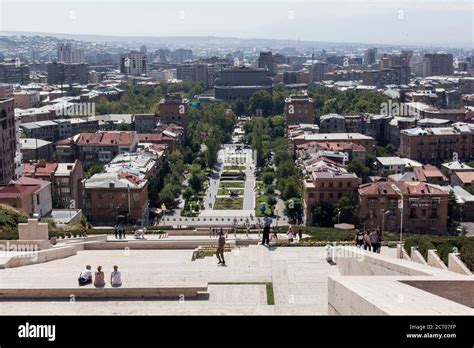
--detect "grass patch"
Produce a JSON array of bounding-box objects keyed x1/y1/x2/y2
[
  {"x1": 208, "y1": 282, "x2": 275, "y2": 305},
  {"x1": 214, "y1": 197, "x2": 244, "y2": 210},
  {"x1": 219, "y1": 181, "x2": 245, "y2": 189},
  {"x1": 217, "y1": 188, "x2": 244, "y2": 196}
]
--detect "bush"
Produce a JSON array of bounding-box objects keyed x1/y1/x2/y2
[
  {"x1": 404, "y1": 236, "x2": 435, "y2": 259},
  {"x1": 460, "y1": 240, "x2": 474, "y2": 271},
  {"x1": 432, "y1": 239, "x2": 464, "y2": 265}
]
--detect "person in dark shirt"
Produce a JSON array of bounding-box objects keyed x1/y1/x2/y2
[{"x1": 216, "y1": 228, "x2": 226, "y2": 265}]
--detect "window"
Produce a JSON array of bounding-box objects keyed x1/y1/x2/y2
[
  {"x1": 133, "y1": 193, "x2": 140, "y2": 201},
  {"x1": 319, "y1": 193, "x2": 324, "y2": 200},
  {"x1": 338, "y1": 182, "x2": 342, "y2": 188},
  {"x1": 329, "y1": 182, "x2": 333, "y2": 188},
  {"x1": 329, "y1": 193, "x2": 333, "y2": 199},
  {"x1": 346, "y1": 182, "x2": 351, "y2": 187}
]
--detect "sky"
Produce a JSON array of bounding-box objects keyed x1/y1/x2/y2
[{"x1": 0, "y1": 0, "x2": 472, "y2": 47}]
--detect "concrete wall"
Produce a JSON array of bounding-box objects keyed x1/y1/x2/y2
[
  {"x1": 18, "y1": 219, "x2": 48, "y2": 241},
  {"x1": 427, "y1": 249, "x2": 448, "y2": 270},
  {"x1": 448, "y1": 253, "x2": 473, "y2": 276}
]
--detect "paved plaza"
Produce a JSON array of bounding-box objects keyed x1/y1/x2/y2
[{"x1": 0, "y1": 245, "x2": 343, "y2": 315}]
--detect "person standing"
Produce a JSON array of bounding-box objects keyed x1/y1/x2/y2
[
  {"x1": 216, "y1": 229, "x2": 226, "y2": 265},
  {"x1": 370, "y1": 229, "x2": 381, "y2": 253},
  {"x1": 287, "y1": 225, "x2": 294, "y2": 244},
  {"x1": 261, "y1": 214, "x2": 272, "y2": 246},
  {"x1": 355, "y1": 230, "x2": 365, "y2": 248},
  {"x1": 363, "y1": 230, "x2": 371, "y2": 251}
]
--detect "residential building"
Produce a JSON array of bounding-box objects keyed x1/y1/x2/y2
[
  {"x1": 358, "y1": 181, "x2": 448, "y2": 234},
  {"x1": 291, "y1": 133, "x2": 375, "y2": 154},
  {"x1": 20, "y1": 138, "x2": 53, "y2": 162},
  {"x1": 0, "y1": 98, "x2": 16, "y2": 184},
  {"x1": 399, "y1": 125, "x2": 472, "y2": 164},
  {"x1": 423, "y1": 53, "x2": 454, "y2": 77},
  {"x1": 0, "y1": 63, "x2": 30, "y2": 84},
  {"x1": 0, "y1": 83, "x2": 13, "y2": 98},
  {"x1": 83, "y1": 172, "x2": 149, "y2": 225},
  {"x1": 134, "y1": 114, "x2": 156, "y2": 133},
  {"x1": 319, "y1": 114, "x2": 346, "y2": 133},
  {"x1": 120, "y1": 51, "x2": 147, "y2": 76},
  {"x1": 441, "y1": 160, "x2": 474, "y2": 183},
  {"x1": 46, "y1": 62, "x2": 89, "y2": 84},
  {"x1": 176, "y1": 63, "x2": 218, "y2": 88},
  {"x1": 258, "y1": 51, "x2": 275, "y2": 75},
  {"x1": 284, "y1": 95, "x2": 314, "y2": 125},
  {"x1": 22, "y1": 160, "x2": 84, "y2": 209},
  {"x1": 413, "y1": 165, "x2": 449, "y2": 185},
  {"x1": 375, "y1": 157, "x2": 422, "y2": 176},
  {"x1": 10, "y1": 176, "x2": 52, "y2": 217},
  {"x1": 74, "y1": 131, "x2": 139, "y2": 168},
  {"x1": 158, "y1": 94, "x2": 189, "y2": 127},
  {"x1": 303, "y1": 171, "x2": 361, "y2": 225},
  {"x1": 13, "y1": 90, "x2": 40, "y2": 109},
  {"x1": 451, "y1": 171, "x2": 474, "y2": 190}
]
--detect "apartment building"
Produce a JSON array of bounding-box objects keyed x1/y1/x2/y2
[
  {"x1": 158, "y1": 94, "x2": 189, "y2": 128},
  {"x1": 284, "y1": 95, "x2": 314, "y2": 125},
  {"x1": 358, "y1": 181, "x2": 448, "y2": 234},
  {"x1": 399, "y1": 125, "x2": 472, "y2": 164},
  {"x1": 0, "y1": 98, "x2": 16, "y2": 184}
]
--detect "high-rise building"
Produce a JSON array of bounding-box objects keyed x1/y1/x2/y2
[
  {"x1": 423, "y1": 53, "x2": 454, "y2": 77},
  {"x1": 364, "y1": 48, "x2": 377, "y2": 65},
  {"x1": 57, "y1": 43, "x2": 72, "y2": 63},
  {"x1": 140, "y1": 45, "x2": 147, "y2": 54},
  {"x1": 170, "y1": 49, "x2": 193, "y2": 63},
  {"x1": 176, "y1": 63, "x2": 217, "y2": 88},
  {"x1": 71, "y1": 49, "x2": 85, "y2": 63},
  {"x1": 46, "y1": 62, "x2": 89, "y2": 84},
  {"x1": 0, "y1": 98, "x2": 16, "y2": 184},
  {"x1": 308, "y1": 62, "x2": 329, "y2": 82},
  {"x1": 120, "y1": 51, "x2": 148, "y2": 76},
  {"x1": 0, "y1": 63, "x2": 30, "y2": 84},
  {"x1": 258, "y1": 51, "x2": 275, "y2": 75}
]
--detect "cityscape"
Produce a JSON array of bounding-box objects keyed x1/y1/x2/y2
[{"x1": 0, "y1": 0, "x2": 473, "y2": 345}]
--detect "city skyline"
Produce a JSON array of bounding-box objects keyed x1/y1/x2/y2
[{"x1": 0, "y1": 0, "x2": 472, "y2": 48}]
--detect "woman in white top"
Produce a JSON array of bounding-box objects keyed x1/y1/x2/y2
[{"x1": 110, "y1": 265, "x2": 122, "y2": 287}]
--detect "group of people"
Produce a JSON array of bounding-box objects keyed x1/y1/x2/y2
[
  {"x1": 78, "y1": 265, "x2": 122, "y2": 287},
  {"x1": 355, "y1": 227, "x2": 382, "y2": 253}
]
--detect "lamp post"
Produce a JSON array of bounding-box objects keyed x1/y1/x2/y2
[
  {"x1": 391, "y1": 184, "x2": 403, "y2": 243},
  {"x1": 381, "y1": 209, "x2": 390, "y2": 238}
]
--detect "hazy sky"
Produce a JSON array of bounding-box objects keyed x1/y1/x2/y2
[{"x1": 0, "y1": 0, "x2": 472, "y2": 47}]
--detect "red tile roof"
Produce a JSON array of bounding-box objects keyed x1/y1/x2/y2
[
  {"x1": 23, "y1": 163, "x2": 58, "y2": 175},
  {"x1": 76, "y1": 132, "x2": 136, "y2": 146},
  {"x1": 0, "y1": 183, "x2": 40, "y2": 199}
]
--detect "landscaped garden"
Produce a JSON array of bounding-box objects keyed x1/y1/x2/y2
[{"x1": 214, "y1": 197, "x2": 244, "y2": 210}]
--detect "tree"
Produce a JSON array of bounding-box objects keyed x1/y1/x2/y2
[
  {"x1": 448, "y1": 190, "x2": 461, "y2": 231},
  {"x1": 262, "y1": 171, "x2": 275, "y2": 185},
  {"x1": 347, "y1": 159, "x2": 370, "y2": 182},
  {"x1": 0, "y1": 205, "x2": 28, "y2": 238},
  {"x1": 233, "y1": 99, "x2": 246, "y2": 116},
  {"x1": 189, "y1": 164, "x2": 205, "y2": 193},
  {"x1": 86, "y1": 164, "x2": 105, "y2": 178},
  {"x1": 282, "y1": 176, "x2": 301, "y2": 200},
  {"x1": 285, "y1": 198, "x2": 303, "y2": 224},
  {"x1": 159, "y1": 184, "x2": 177, "y2": 208},
  {"x1": 183, "y1": 187, "x2": 193, "y2": 201},
  {"x1": 312, "y1": 202, "x2": 335, "y2": 227},
  {"x1": 334, "y1": 195, "x2": 360, "y2": 225},
  {"x1": 249, "y1": 90, "x2": 274, "y2": 116}
]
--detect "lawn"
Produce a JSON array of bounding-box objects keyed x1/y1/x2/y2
[
  {"x1": 214, "y1": 197, "x2": 244, "y2": 210},
  {"x1": 217, "y1": 188, "x2": 245, "y2": 196},
  {"x1": 219, "y1": 181, "x2": 245, "y2": 189},
  {"x1": 255, "y1": 182, "x2": 272, "y2": 217}
]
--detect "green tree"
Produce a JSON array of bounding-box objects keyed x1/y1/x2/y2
[
  {"x1": 159, "y1": 184, "x2": 177, "y2": 208},
  {"x1": 249, "y1": 90, "x2": 274, "y2": 116},
  {"x1": 448, "y1": 190, "x2": 461, "y2": 230},
  {"x1": 233, "y1": 98, "x2": 246, "y2": 116},
  {"x1": 347, "y1": 159, "x2": 370, "y2": 182},
  {"x1": 334, "y1": 195, "x2": 360, "y2": 225},
  {"x1": 312, "y1": 202, "x2": 335, "y2": 227},
  {"x1": 262, "y1": 171, "x2": 275, "y2": 185},
  {"x1": 86, "y1": 164, "x2": 105, "y2": 178}
]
